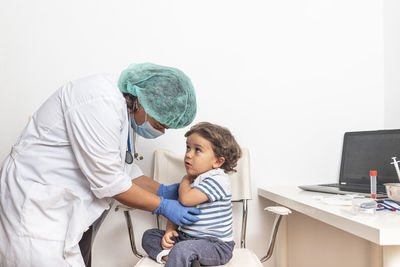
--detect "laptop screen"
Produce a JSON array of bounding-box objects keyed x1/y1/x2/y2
[{"x1": 340, "y1": 129, "x2": 400, "y2": 186}]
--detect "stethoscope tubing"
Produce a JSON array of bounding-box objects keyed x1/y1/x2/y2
[
  {"x1": 376, "y1": 199, "x2": 400, "y2": 211},
  {"x1": 125, "y1": 111, "x2": 143, "y2": 163},
  {"x1": 126, "y1": 112, "x2": 134, "y2": 164}
]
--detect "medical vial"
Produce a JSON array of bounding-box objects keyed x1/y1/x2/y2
[{"x1": 370, "y1": 170, "x2": 377, "y2": 199}]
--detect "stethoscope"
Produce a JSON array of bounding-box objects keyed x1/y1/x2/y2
[
  {"x1": 376, "y1": 199, "x2": 400, "y2": 212},
  {"x1": 125, "y1": 112, "x2": 143, "y2": 164}
]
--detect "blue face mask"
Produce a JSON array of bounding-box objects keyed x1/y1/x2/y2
[{"x1": 131, "y1": 114, "x2": 164, "y2": 139}]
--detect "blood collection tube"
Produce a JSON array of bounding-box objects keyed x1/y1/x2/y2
[{"x1": 370, "y1": 170, "x2": 377, "y2": 199}]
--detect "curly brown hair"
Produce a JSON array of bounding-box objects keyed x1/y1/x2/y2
[{"x1": 184, "y1": 122, "x2": 242, "y2": 173}]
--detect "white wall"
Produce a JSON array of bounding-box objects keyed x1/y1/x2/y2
[
  {"x1": 0, "y1": 0, "x2": 388, "y2": 266},
  {"x1": 384, "y1": 0, "x2": 400, "y2": 129}
]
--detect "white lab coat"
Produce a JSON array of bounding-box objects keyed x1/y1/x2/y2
[{"x1": 0, "y1": 74, "x2": 143, "y2": 266}]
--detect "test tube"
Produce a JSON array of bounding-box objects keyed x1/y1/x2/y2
[{"x1": 370, "y1": 170, "x2": 377, "y2": 199}]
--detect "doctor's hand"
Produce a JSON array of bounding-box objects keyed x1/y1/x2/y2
[
  {"x1": 157, "y1": 183, "x2": 180, "y2": 200},
  {"x1": 153, "y1": 198, "x2": 201, "y2": 226}
]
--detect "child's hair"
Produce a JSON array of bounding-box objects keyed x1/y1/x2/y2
[{"x1": 184, "y1": 122, "x2": 242, "y2": 173}]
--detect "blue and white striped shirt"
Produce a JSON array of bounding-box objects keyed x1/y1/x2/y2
[{"x1": 180, "y1": 168, "x2": 233, "y2": 242}]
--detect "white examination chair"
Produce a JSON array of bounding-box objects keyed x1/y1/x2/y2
[{"x1": 115, "y1": 148, "x2": 291, "y2": 266}]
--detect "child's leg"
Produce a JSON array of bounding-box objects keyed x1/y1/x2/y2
[
  {"x1": 165, "y1": 237, "x2": 235, "y2": 267},
  {"x1": 141, "y1": 229, "x2": 166, "y2": 261}
]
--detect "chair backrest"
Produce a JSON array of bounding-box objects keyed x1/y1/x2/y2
[
  {"x1": 153, "y1": 148, "x2": 252, "y2": 201},
  {"x1": 152, "y1": 148, "x2": 252, "y2": 248}
]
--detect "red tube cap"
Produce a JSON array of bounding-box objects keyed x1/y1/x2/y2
[{"x1": 370, "y1": 170, "x2": 377, "y2": 176}]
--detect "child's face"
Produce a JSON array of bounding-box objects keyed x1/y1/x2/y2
[{"x1": 184, "y1": 133, "x2": 223, "y2": 178}]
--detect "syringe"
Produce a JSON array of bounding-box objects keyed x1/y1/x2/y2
[{"x1": 391, "y1": 157, "x2": 400, "y2": 181}]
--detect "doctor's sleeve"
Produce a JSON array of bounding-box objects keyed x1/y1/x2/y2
[{"x1": 64, "y1": 97, "x2": 132, "y2": 199}]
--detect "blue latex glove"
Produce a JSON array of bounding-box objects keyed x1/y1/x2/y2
[
  {"x1": 153, "y1": 197, "x2": 201, "y2": 226},
  {"x1": 157, "y1": 183, "x2": 180, "y2": 200}
]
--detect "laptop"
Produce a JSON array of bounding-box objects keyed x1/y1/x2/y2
[{"x1": 299, "y1": 129, "x2": 400, "y2": 198}]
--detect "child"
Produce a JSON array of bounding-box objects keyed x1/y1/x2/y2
[{"x1": 142, "y1": 122, "x2": 242, "y2": 267}]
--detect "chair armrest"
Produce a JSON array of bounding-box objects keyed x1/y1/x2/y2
[
  {"x1": 260, "y1": 206, "x2": 291, "y2": 263},
  {"x1": 264, "y1": 206, "x2": 292, "y2": 215},
  {"x1": 114, "y1": 204, "x2": 136, "y2": 212}
]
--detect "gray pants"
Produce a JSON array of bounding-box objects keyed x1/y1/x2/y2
[
  {"x1": 79, "y1": 209, "x2": 110, "y2": 267},
  {"x1": 142, "y1": 229, "x2": 235, "y2": 267}
]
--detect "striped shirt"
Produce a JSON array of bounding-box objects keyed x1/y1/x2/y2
[{"x1": 180, "y1": 168, "x2": 233, "y2": 242}]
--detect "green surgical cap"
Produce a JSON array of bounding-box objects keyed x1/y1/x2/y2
[{"x1": 118, "y1": 63, "x2": 197, "y2": 129}]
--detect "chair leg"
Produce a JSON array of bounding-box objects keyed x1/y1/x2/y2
[
  {"x1": 260, "y1": 214, "x2": 283, "y2": 262},
  {"x1": 240, "y1": 199, "x2": 248, "y2": 248},
  {"x1": 260, "y1": 206, "x2": 291, "y2": 262},
  {"x1": 123, "y1": 210, "x2": 144, "y2": 259}
]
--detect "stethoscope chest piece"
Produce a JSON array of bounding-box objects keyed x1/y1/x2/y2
[{"x1": 125, "y1": 150, "x2": 133, "y2": 164}]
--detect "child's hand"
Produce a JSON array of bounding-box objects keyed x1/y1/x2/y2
[{"x1": 161, "y1": 230, "x2": 179, "y2": 250}]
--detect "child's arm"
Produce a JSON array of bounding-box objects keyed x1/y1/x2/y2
[
  {"x1": 178, "y1": 175, "x2": 209, "y2": 206},
  {"x1": 161, "y1": 220, "x2": 179, "y2": 250}
]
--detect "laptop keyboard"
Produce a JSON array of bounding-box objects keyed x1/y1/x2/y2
[{"x1": 323, "y1": 183, "x2": 386, "y2": 194}]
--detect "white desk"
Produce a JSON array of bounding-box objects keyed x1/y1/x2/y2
[{"x1": 258, "y1": 186, "x2": 400, "y2": 267}]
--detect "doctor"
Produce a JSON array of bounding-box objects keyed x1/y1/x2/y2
[{"x1": 0, "y1": 63, "x2": 199, "y2": 267}]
